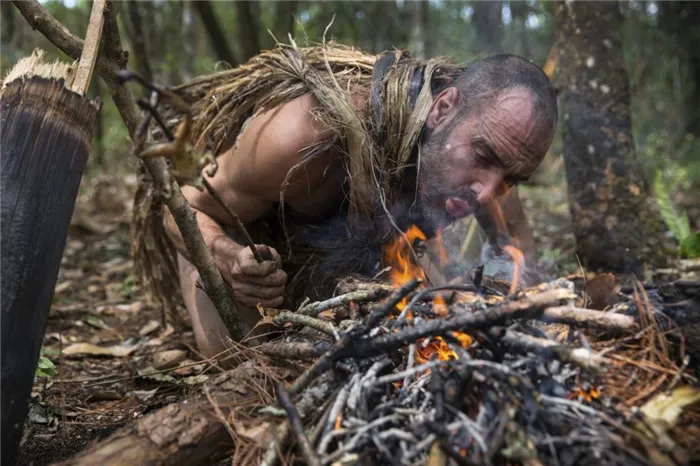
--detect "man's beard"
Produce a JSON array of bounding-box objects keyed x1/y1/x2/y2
[{"x1": 405, "y1": 124, "x2": 458, "y2": 237}]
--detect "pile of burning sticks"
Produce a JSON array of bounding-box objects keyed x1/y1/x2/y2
[
  {"x1": 236, "y1": 227, "x2": 700, "y2": 466},
  {"x1": 251, "y1": 268, "x2": 699, "y2": 466}
]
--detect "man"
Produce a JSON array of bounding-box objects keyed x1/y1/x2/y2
[{"x1": 145, "y1": 47, "x2": 557, "y2": 358}]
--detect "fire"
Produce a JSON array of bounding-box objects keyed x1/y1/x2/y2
[
  {"x1": 382, "y1": 225, "x2": 427, "y2": 312},
  {"x1": 434, "y1": 229, "x2": 450, "y2": 268},
  {"x1": 502, "y1": 245, "x2": 525, "y2": 295},
  {"x1": 383, "y1": 225, "x2": 427, "y2": 286},
  {"x1": 382, "y1": 225, "x2": 472, "y2": 364},
  {"x1": 569, "y1": 386, "x2": 600, "y2": 402}
]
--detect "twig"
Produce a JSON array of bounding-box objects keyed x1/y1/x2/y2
[
  {"x1": 257, "y1": 341, "x2": 332, "y2": 360},
  {"x1": 338, "y1": 289, "x2": 575, "y2": 360},
  {"x1": 396, "y1": 284, "x2": 478, "y2": 323},
  {"x1": 275, "y1": 384, "x2": 322, "y2": 466},
  {"x1": 298, "y1": 289, "x2": 390, "y2": 317},
  {"x1": 272, "y1": 312, "x2": 337, "y2": 337},
  {"x1": 541, "y1": 306, "x2": 637, "y2": 332},
  {"x1": 288, "y1": 279, "x2": 421, "y2": 396},
  {"x1": 373, "y1": 360, "x2": 442, "y2": 385},
  {"x1": 201, "y1": 177, "x2": 263, "y2": 263},
  {"x1": 501, "y1": 330, "x2": 608, "y2": 372}
]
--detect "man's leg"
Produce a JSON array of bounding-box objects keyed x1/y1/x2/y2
[{"x1": 177, "y1": 254, "x2": 262, "y2": 359}]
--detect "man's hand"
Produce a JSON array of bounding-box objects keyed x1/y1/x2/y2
[{"x1": 224, "y1": 244, "x2": 287, "y2": 308}]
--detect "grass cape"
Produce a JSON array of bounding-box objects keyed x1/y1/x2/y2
[{"x1": 130, "y1": 39, "x2": 460, "y2": 317}]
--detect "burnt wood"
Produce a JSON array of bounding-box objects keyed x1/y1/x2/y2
[{"x1": 1, "y1": 77, "x2": 99, "y2": 464}]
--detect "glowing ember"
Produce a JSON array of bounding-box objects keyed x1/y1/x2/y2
[
  {"x1": 569, "y1": 386, "x2": 600, "y2": 402},
  {"x1": 433, "y1": 295, "x2": 448, "y2": 317}
]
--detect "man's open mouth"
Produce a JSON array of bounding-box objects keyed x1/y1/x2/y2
[{"x1": 445, "y1": 197, "x2": 474, "y2": 218}]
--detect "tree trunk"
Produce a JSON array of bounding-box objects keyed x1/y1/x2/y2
[
  {"x1": 554, "y1": 1, "x2": 668, "y2": 277},
  {"x1": 272, "y1": 0, "x2": 297, "y2": 44},
  {"x1": 235, "y1": 0, "x2": 261, "y2": 62},
  {"x1": 471, "y1": 0, "x2": 503, "y2": 52},
  {"x1": 126, "y1": 1, "x2": 153, "y2": 85},
  {"x1": 410, "y1": 0, "x2": 428, "y2": 59},
  {"x1": 194, "y1": 0, "x2": 237, "y2": 67},
  {"x1": 658, "y1": 1, "x2": 700, "y2": 137},
  {"x1": 181, "y1": 0, "x2": 197, "y2": 81},
  {"x1": 1, "y1": 71, "x2": 100, "y2": 466},
  {"x1": 509, "y1": 0, "x2": 532, "y2": 59}
]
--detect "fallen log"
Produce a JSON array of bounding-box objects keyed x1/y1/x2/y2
[{"x1": 55, "y1": 360, "x2": 277, "y2": 466}]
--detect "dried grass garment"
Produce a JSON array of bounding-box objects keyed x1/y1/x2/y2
[{"x1": 130, "y1": 39, "x2": 461, "y2": 313}]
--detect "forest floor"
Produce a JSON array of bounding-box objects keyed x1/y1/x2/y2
[{"x1": 13, "y1": 168, "x2": 693, "y2": 465}]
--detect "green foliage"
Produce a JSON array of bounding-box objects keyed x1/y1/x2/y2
[
  {"x1": 654, "y1": 171, "x2": 699, "y2": 258},
  {"x1": 680, "y1": 233, "x2": 700, "y2": 259},
  {"x1": 35, "y1": 354, "x2": 57, "y2": 381}
]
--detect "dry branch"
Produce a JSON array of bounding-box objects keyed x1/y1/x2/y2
[
  {"x1": 541, "y1": 306, "x2": 638, "y2": 332},
  {"x1": 501, "y1": 330, "x2": 608, "y2": 372},
  {"x1": 275, "y1": 384, "x2": 322, "y2": 466},
  {"x1": 341, "y1": 288, "x2": 575, "y2": 360}
]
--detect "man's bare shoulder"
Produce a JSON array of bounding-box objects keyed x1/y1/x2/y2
[{"x1": 214, "y1": 93, "x2": 339, "y2": 200}]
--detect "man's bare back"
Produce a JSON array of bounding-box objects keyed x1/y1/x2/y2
[{"x1": 162, "y1": 54, "x2": 557, "y2": 357}]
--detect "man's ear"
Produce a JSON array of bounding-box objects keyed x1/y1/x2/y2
[{"x1": 426, "y1": 87, "x2": 460, "y2": 131}]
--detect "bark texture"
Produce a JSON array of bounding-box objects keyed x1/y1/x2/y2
[
  {"x1": 194, "y1": 0, "x2": 237, "y2": 67},
  {"x1": 555, "y1": 1, "x2": 668, "y2": 276}
]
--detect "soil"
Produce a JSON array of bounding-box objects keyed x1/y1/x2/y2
[{"x1": 16, "y1": 174, "x2": 206, "y2": 466}]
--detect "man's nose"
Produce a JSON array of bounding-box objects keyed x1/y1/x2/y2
[{"x1": 471, "y1": 176, "x2": 504, "y2": 207}]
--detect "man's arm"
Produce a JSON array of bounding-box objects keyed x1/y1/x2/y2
[{"x1": 162, "y1": 93, "x2": 337, "y2": 306}]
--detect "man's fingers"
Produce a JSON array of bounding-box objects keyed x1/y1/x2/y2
[
  {"x1": 237, "y1": 257, "x2": 277, "y2": 276},
  {"x1": 231, "y1": 269, "x2": 287, "y2": 287},
  {"x1": 232, "y1": 282, "x2": 285, "y2": 300},
  {"x1": 237, "y1": 295, "x2": 285, "y2": 309}
]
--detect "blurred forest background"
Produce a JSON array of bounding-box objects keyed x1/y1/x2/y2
[
  {"x1": 3, "y1": 1, "x2": 699, "y2": 182},
  {"x1": 2, "y1": 0, "x2": 699, "y2": 271}
]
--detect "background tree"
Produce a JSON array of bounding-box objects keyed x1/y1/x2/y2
[{"x1": 554, "y1": 0, "x2": 668, "y2": 276}]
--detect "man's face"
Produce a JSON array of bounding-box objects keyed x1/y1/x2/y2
[{"x1": 412, "y1": 87, "x2": 554, "y2": 236}]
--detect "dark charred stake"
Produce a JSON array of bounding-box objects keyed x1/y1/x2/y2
[{"x1": 1, "y1": 77, "x2": 100, "y2": 463}]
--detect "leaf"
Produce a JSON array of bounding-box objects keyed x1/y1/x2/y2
[
  {"x1": 680, "y1": 232, "x2": 700, "y2": 259},
  {"x1": 635, "y1": 386, "x2": 700, "y2": 456},
  {"x1": 35, "y1": 356, "x2": 56, "y2": 379},
  {"x1": 62, "y1": 342, "x2": 139, "y2": 357},
  {"x1": 137, "y1": 366, "x2": 177, "y2": 384},
  {"x1": 654, "y1": 171, "x2": 684, "y2": 242},
  {"x1": 182, "y1": 374, "x2": 209, "y2": 385},
  {"x1": 639, "y1": 386, "x2": 700, "y2": 427}
]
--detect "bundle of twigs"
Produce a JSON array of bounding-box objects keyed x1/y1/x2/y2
[
  {"x1": 247, "y1": 275, "x2": 699, "y2": 466},
  {"x1": 59, "y1": 274, "x2": 699, "y2": 466}
]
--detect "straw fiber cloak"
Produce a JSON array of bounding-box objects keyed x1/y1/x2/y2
[{"x1": 131, "y1": 41, "x2": 462, "y2": 314}]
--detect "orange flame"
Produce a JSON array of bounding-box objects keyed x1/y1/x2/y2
[
  {"x1": 382, "y1": 225, "x2": 473, "y2": 364},
  {"x1": 502, "y1": 245, "x2": 525, "y2": 295},
  {"x1": 382, "y1": 225, "x2": 427, "y2": 312},
  {"x1": 434, "y1": 229, "x2": 451, "y2": 268}
]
